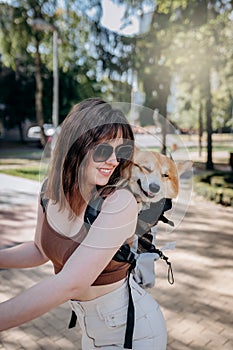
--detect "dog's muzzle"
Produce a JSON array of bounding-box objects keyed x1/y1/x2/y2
[{"x1": 137, "y1": 179, "x2": 160, "y2": 198}]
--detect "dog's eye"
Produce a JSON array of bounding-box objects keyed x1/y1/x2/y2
[
  {"x1": 142, "y1": 166, "x2": 151, "y2": 172},
  {"x1": 162, "y1": 173, "x2": 169, "y2": 178}
]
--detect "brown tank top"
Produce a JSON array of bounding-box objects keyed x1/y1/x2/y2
[{"x1": 40, "y1": 207, "x2": 131, "y2": 286}]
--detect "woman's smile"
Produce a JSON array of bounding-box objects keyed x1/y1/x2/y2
[{"x1": 97, "y1": 167, "x2": 115, "y2": 177}]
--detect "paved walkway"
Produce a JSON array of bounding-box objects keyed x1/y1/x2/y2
[{"x1": 0, "y1": 173, "x2": 233, "y2": 349}]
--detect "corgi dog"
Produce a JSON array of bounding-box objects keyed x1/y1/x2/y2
[
  {"x1": 126, "y1": 148, "x2": 192, "y2": 209},
  {"x1": 123, "y1": 148, "x2": 193, "y2": 237}
]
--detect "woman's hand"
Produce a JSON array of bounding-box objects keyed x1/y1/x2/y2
[{"x1": 0, "y1": 241, "x2": 49, "y2": 269}]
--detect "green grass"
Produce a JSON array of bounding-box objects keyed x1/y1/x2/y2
[{"x1": 0, "y1": 167, "x2": 40, "y2": 181}]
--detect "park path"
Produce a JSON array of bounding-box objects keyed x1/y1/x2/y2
[{"x1": 0, "y1": 173, "x2": 232, "y2": 350}]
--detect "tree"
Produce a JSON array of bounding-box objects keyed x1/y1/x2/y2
[
  {"x1": 98, "y1": 0, "x2": 233, "y2": 164},
  {"x1": 0, "y1": 0, "x2": 107, "y2": 142},
  {"x1": 0, "y1": 1, "x2": 57, "y2": 143},
  {"x1": 168, "y1": 0, "x2": 233, "y2": 169}
]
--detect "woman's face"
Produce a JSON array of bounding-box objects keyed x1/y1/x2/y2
[{"x1": 84, "y1": 137, "x2": 125, "y2": 190}]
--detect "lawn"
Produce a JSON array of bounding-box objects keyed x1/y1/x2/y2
[
  {"x1": 0, "y1": 166, "x2": 40, "y2": 181},
  {"x1": 0, "y1": 158, "x2": 47, "y2": 181}
]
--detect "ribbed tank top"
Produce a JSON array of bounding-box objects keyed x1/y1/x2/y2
[{"x1": 40, "y1": 208, "x2": 131, "y2": 285}]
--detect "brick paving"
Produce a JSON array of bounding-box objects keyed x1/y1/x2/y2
[{"x1": 0, "y1": 173, "x2": 233, "y2": 349}]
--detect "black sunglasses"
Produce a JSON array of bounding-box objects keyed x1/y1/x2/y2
[{"x1": 93, "y1": 143, "x2": 134, "y2": 163}]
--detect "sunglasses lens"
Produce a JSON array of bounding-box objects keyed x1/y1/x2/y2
[
  {"x1": 116, "y1": 145, "x2": 133, "y2": 162},
  {"x1": 93, "y1": 144, "x2": 113, "y2": 162}
]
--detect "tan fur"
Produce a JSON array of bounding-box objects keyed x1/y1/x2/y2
[{"x1": 124, "y1": 148, "x2": 192, "y2": 209}]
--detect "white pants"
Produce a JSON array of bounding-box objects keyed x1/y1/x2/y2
[{"x1": 70, "y1": 277, "x2": 167, "y2": 349}]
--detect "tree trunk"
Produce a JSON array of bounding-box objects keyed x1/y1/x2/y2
[
  {"x1": 198, "y1": 99, "x2": 203, "y2": 157},
  {"x1": 35, "y1": 37, "x2": 46, "y2": 146},
  {"x1": 205, "y1": 68, "x2": 214, "y2": 170},
  {"x1": 161, "y1": 114, "x2": 167, "y2": 155},
  {"x1": 17, "y1": 121, "x2": 25, "y2": 143},
  {"x1": 15, "y1": 58, "x2": 25, "y2": 143},
  {"x1": 158, "y1": 89, "x2": 168, "y2": 155}
]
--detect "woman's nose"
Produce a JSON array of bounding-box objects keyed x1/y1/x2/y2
[{"x1": 106, "y1": 151, "x2": 119, "y2": 165}]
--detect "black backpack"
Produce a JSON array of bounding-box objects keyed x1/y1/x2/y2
[{"x1": 68, "y1": 195, "x2": 174, "y2": 349}]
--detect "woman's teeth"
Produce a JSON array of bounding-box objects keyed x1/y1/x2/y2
[{"x1": 99, "y1": 168, "x2": 112, "y2": 175}]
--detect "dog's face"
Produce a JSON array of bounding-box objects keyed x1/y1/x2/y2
[{"x1": 125, "y1": 148, "x2": 192, "y2": 204}]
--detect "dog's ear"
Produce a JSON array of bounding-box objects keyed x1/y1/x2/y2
[{"x1": 176, "y1": 160, "x2": 193, "y2": 176}]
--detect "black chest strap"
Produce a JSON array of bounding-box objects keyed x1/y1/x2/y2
[
  {"x1": 68, "y1": 195, "x2": 136, "y2": 349},
  {"x1": 68, "y1": 196, "x2": 106, "y2": 330}
]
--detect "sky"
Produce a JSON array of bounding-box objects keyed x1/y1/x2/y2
[
  {"x1": 101, "y1": 0, "x2": 139, "y2": 35},
  {"x1": 101, "y1": 0, "x2": 155, "y2": 36}
]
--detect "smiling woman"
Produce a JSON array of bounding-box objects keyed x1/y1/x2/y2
[
  {"x1": 46, "y1": 98, "x2": 135, "y2": 216},
  {"x1": 0, "y1": 98, "x2": 167, "y2": 350}
]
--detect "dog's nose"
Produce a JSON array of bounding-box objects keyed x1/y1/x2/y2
[{"x1": 149, "y1": 183, "x2": 160, "y2": 193}]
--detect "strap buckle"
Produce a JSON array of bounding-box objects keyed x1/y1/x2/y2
[
  {"x1": 114, "y1": 244, "x2": 136, "y2": 266},
  {"x1": 125, "y1": 250, "x2": 135, "y2": 264}
]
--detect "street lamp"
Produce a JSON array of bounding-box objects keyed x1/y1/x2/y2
[{"x1": 29, "y1": 18, "x2": 59, "y2": 128}]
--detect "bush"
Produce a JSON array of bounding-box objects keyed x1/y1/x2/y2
[{"x1": 194, "y1": 171, "x2": 233, "y2": 206}]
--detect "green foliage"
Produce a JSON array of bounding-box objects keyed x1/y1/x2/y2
[
  {"x1": 166, "y1": 2, "x2": 233, "y2": 133},
  {"x1": 194, "y1": 170, "x2": 233, "y2": 206},
  {"x1": 0, "y1": 0, "x2": 112, "y2": 129},
  {"x1": 0, "y1": 65, "x2": 36, "y2": 127},
  {"x1": 0, "y1": 0, "x2": 233, "y2": 140}
]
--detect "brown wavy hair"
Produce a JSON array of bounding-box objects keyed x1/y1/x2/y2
[{"x1": 45, "y1": 98, "x2": 134, "y2": 217}]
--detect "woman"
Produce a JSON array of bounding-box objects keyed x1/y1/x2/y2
[{"x1": 0, "y1": 98, "x2": 167, "y2": 349}]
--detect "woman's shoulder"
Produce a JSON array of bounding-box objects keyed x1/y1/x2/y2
[{"x1": 101, "y1": 188, "x2": 137, "y2": 214}]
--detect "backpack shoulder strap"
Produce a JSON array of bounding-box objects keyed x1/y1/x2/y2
[
  {"x1": 84, "y1": 196, "x2": 137, "y2": 267},
  {"x1": 40, "y1": 179, "x2": 49, "y2": 212},
  {"x1": 84, "y1": 196, "x2": 105, "y2": 227}
]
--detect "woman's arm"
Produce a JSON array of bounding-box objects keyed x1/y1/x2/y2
[
  {"x1": 0, "y1": 189, "x2": 137, "y2": 331},
  {"x1": 0, "y1": 197, "x2": 49, "y2": 269}
]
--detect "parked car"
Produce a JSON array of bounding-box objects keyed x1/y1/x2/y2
[
  {"x1": 27, "y1": 123, "x2": 56, "y2": 147},
  {"x1": 27, "y1": 123, "x2": 55, "y2": 139}
]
